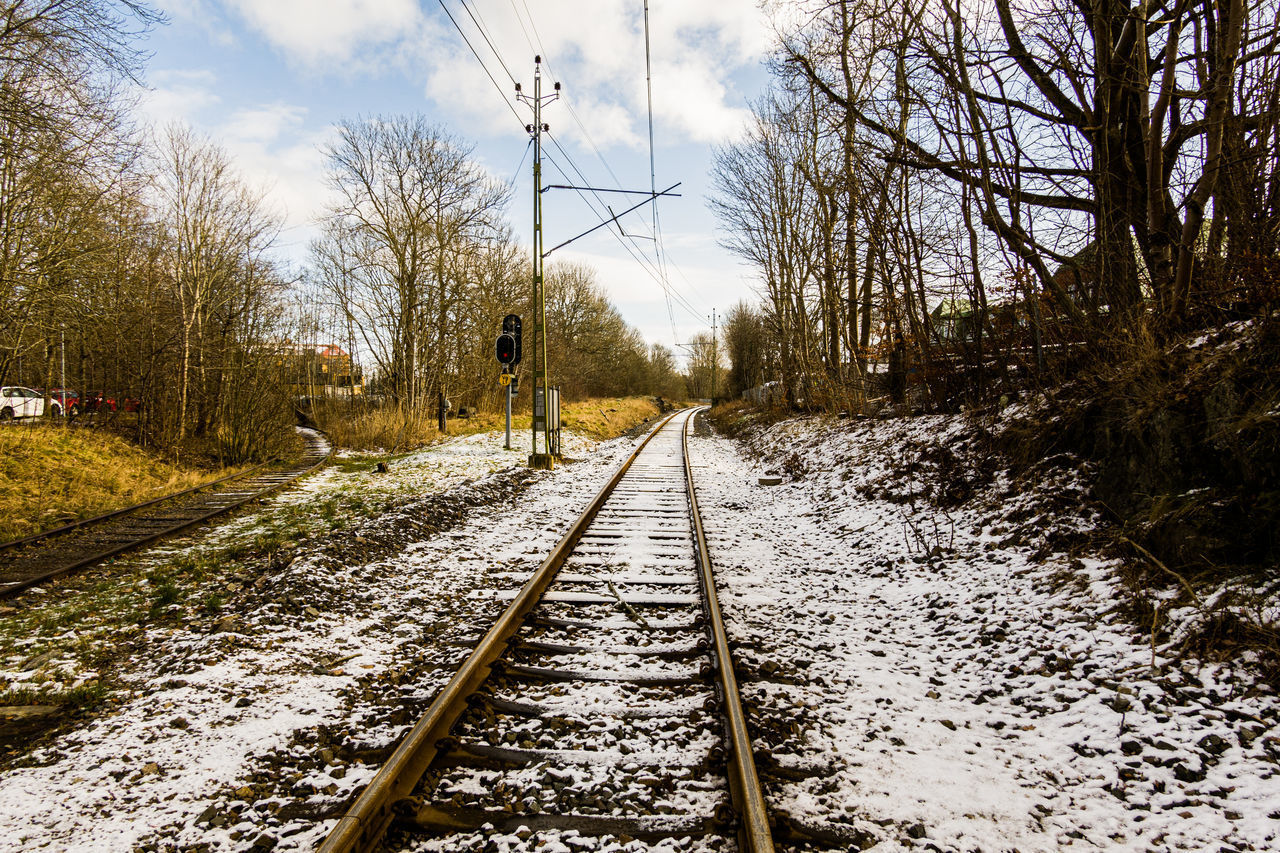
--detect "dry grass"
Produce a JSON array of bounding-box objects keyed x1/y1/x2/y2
[
  {"x1": 559, "y1": 397, "x2": 663, "y2": 439},
  {"x1": 317, "y1": 396, "x2": 664, "y2": 451},
  {"x1": 315, "y1": 405, "x2": 444, "y2": 452},
  {"x1": 0, "y1": 423, "x2": 233, "y2": 543}
]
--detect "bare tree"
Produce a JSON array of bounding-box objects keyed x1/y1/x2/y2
[
  {"x1": 152, "y1": 123, "x2": 279, "y2": 442},
  {"x1": 312, "y1": 116, "x2": 510, "y2": 412}
]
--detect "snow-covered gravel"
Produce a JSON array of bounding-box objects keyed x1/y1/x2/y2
[
  {"x1": 691, "y1": 413, "x2": 1280, "y2": 852},
  {"x1": 1, "y1": 409, "x2": 1277, "y2": 853},
  {"x1": 0, "y1": 427, "x2": 635, "y2": 852}
]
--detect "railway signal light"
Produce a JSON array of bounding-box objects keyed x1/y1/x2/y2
[
  {"x1": 502, "y1": 314, "x2": 522, "y2": 365},
  {"x1": 496, "y1": 333, "x2": 516, "y2": 365}
]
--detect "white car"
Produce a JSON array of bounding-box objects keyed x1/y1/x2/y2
[{"x1": 0, "y1": 386, "x2": 45, "y2": 420}]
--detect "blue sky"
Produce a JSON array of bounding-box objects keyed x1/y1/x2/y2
[{"x1": 136, "y1": 0, "x2": 777, "y2": 358}]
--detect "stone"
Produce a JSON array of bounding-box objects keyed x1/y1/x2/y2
[
  {"x1": 0, "y1": 705, "x2": 59, "y2": 720},
  {"x1": 1198, "y1": 733, "x2": 1230, "y2": 756}
]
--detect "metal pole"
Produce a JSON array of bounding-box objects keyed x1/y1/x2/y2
[
  {"x1": 517, "y1": 57, "x2": 557, "y2": 469},
  {"x1": 59, "y1": 326, "x2": 65, "y2": 416},
  {"x1": 711, "y1": 309, "x2": 717, "y2": 405},
  {"x1": 504, "y1": 381, "x2": 512, "y2": 450},
  {"x1": 532, "y1": 60, "x2": 544, "y2": 462}
]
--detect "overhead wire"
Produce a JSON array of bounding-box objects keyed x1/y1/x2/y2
[
  {"x1": 642, "y1": 0, "x2": 678, "y2": 347},
  {"x1": 439, "y1": 0, "x2": 712, "y2": 336},
  {"x1": 436, "y1": 0, "x2": 526, "y2": 129},
  {"x1": 541, "y1": 138, "x2": 707, "y2": 325},
  {"x1": 458, "y1": 0, "x2": 518, "y2": 86}
]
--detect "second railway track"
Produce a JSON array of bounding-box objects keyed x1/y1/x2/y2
[
  {"x1": 0, "y1": 426, "x2": 331, "y2": 599},
  {"x1": 321, "y1": 407, "x2": 774, "y2": 852}
]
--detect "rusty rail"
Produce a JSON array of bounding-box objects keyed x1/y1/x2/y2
[
  {"x1": 0, "y1": 429, "x2": 331, "y2": 599},
  {"x1": 318, "y1": 410, "x2": 683, "y2": 853},
  {"x1": 683, "y1": 408, "x2": 774, "y2": 852}
]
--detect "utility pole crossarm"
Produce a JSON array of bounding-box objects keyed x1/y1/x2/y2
[
  {"x1": 542, "y1": 183, "x2": 681, "y2": 258},
  {"x1": 540, "y1": 184, "x2": 682, "y2": 197}
]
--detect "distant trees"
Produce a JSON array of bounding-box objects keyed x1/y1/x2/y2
[
  {"x1": 307, "y1": 119, "x2": 683, "y2": 420},
  {"x1": 0, "y1": 2, "x2": 294, "y2": 462},
  {"x1": 712, "y1": 0, "x2": 1280, "y2": 411},
  {"x1": 0, "y1": 0, "x2": 682, "y2": 461},
  {"x1": 311, "y1": 117, "x2": 511, "y2": 413}
]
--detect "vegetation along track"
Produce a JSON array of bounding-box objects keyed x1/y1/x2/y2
[
  {"x1": 0, "y1": 426, "x2": 331, "y2": 599},
  {"x1": 321, "y1": 408, "x2": 774, "y2": 852}
]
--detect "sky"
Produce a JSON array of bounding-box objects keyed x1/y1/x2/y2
[{"x1": 135, "y1": 0, "x2": 778, "y2": 361}]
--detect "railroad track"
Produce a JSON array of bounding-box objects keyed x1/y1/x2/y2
[
  {"x1": 0, "y1": 426, "x2": 331, "y2": 599},
  {"x1": 321, "y1": 407, "x2": 774, "y2": 852}
]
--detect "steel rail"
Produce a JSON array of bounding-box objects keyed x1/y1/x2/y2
[
  {"x1": 683, "y1": 408, "x2": 775, "y2": 852},
  {"x1": 0, "y1": 462, "x2": 268, "y2": 554},
  {"x1": 318, "y1": 410, "x2": 684, "y2": 853},
  {"x1": 0, "y1": 431, "x2": 331, "y2": 599}
]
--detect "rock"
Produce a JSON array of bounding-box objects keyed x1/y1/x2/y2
[
  {"x1": 194, "y1": 804, "x2": 219, "y2": 826},
  {"x1": 141, "y1": 763, "x2": 161, "y2": 775},
  {"x1": 0, "y1": 705, "x2": 59, "y2": 720},
  {"x1": 20, "y1": 650, "x2": 55, "y2": 671},
  {"x1": 1198, "y1": 733, "x2": 1230, "y2": 756},
  {"x1": 319, "y1": 748, "x2": 335, "y2": 765},
  {"x1": 304, "y1": 606, "x2": 320, "y2": 619},
  {"x1": 234, "y1": 786, "x2": 255, "y2": 799},
  {"x1": 1121, "y1": 740, "x2": 1144, "y2": 756},
  {"x1": 235, "y1": 696, "x2": 253, "y2": 708},
  {"x1": 374, "y1": 462, "x2": 389, "y2": 473},
  {"x1": 906, "y1": 823, "x2": 927, "y2": 839},
  {"x1": 1172, "y1": 762, "x2": 1206, "y2": 783},
  {"x1": 940, "y1": 720, "x2": 956, "y2": 731},
  {"x1": 216, "y1": 616, "x2": 238, "y2": 633},
  {"x1": 170, "y1": 717, "x2": 190, "y2": 730}
]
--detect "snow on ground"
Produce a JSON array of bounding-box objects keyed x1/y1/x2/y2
[
  {"x1": 690, "y1": 413, "x2": 1280, "y2": 852},
  {"x1": 2, "y1": 410, "x2": 1278, "y2": 852},
  {"x1": 0, "y1": 426, "x2": 638, "y2": 852}
]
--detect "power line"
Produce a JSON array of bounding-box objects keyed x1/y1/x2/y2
[
  {"x1": 542, "y1": 145, "x2": 705, "y2": 325},
  {"x1": 436, "y1": 0, "x2": 712, "y2": 338},
  {"x1": 457, "y1": 0, "x2": 517, "y2": 85},
  {"x1": 436, "y1": 0, "x2": 525, "y2": 128},
  {"x1": 542, "y1": 136, "x2": 707, "y2": 325},
  {"x1": 642, "y1": 0, "x2": 678, "y2": 347}
]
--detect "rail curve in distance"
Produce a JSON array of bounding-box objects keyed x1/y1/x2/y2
[
  {"x1": 0, "y1": 426, "x2": 331, "y2": 599},
  {"x1": 320, "y1": 407, "x2": 774, "y2": 852}
]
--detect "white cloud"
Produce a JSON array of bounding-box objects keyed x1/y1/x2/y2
[
  {"x1": 138, "y1": 68, "x2": 221, "y2": 125},
  {"x1": 223, "y1": 103, "x2": 308, "y2": 144},
  {"x1": 225, "y1": 0, "x2": 425, "y2": 66},
  {"x1": 417, "y1": 0, "x2": 770, "y2": 149}
]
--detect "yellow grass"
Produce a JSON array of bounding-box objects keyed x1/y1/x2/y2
[
  {"x1": 319, "y1": 396, "x2": 664, "y2": 451},
  {"x1": 0, "y1": 424, "x2": 229, "y2": 543},
  {"x1": 558, "y1": 396, "x2": 663, "y2": 440}
]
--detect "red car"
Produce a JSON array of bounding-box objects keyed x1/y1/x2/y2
[
  {"x1": 45, "y1": 389, "x2": 78, "y2": 417},
  {"x1": 80, "y1": 390, "x2": 118, "y2": 413}
]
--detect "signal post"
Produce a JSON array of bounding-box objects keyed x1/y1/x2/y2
[{"x1": 496, "y1": 314, "x2": 521, "y2": 451}]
